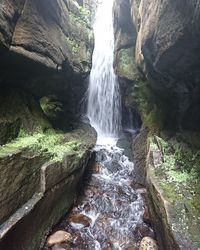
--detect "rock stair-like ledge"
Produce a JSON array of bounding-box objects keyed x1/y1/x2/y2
[{"x1": 0, "y1": 124, "x2": 96, "y2": 250}]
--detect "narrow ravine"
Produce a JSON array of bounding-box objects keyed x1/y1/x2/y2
[{"x1": 42, "y1": 0, "x2": 157, "y2": 249}]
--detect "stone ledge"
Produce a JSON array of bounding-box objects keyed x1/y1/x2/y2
[{"x1": 0, "y1": 124, "x2": 96, "y2": 250}]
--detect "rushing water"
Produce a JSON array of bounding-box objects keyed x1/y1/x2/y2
[
  {"x1": 87, "y1": 0, "x2": 121, "y2": 140},
  {"x1": 42, "y1": 136, "x2": 155, "y2": 250}
]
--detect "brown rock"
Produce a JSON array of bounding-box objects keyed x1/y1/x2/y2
[
  {"x1": 68, "y1": 213, "x2": 92, "y2": 228},
  {"x1": 136, "y1": 188, "x2": 147, "y2": 194},
  {"x1": 52, "y1": 243, "x2": 71, "y2": 250},
  {"x1": 139, "y1": 237, "x2": 158, "y2": 250},
  {"x1": 143, "y1": 206, "x2": 151, "y2": 224},
  {"x1": 135, "y1": 225, "x2": 155, "y2": 239},
  {"x1": 92, "y1": 162, "x2": 103, "y2": 173},
  {"x1": 47, "y1": 231, "x2": 71, "y2": 247}
]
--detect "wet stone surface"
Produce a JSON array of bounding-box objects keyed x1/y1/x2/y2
[{"x1": 42, "y1": 137, "x2": 156, "y2": 250}]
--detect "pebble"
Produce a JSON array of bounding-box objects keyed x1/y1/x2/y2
[
  {"x1": 139, "y1": 237, "x2": 159, "y2": 250},
  {"x1": 143, "y1": 206, "x2": 151, "y2": 224},
  {"x1": 68, "y1": 213, "x2": 92, "y2": 228},
  {"x1": 47, "y1": 231, "x2": 71, "y2": 247}
]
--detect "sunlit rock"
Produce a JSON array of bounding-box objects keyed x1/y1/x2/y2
[
  {"x1": 47, "y1": 231, "x2": 71, "y2": 247},
  {"x1": 139, "y1": 237, "x2": 158, "y2": 250}
]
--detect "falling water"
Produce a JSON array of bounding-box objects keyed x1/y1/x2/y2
[{"x1": 87, "y1": 0, "x2": 121, "y2": 140}]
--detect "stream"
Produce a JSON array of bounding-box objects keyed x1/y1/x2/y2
[{"x1": 42, "y1": 133, "x2": 155, "y2": 250}]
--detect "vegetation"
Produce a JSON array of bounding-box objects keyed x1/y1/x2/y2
[
  {"x1": 0, "y1": 129, "x2": 81, "y2": 162},
  {"x1": 79, "y1": 6, "x2": 91, "y2": 24},
  {"x1": 69, "y1": 11, "x2": 90, "y2": 30},
  {"x1": 153, "y1": 135, "x2": 200, "y2": 178},
  {"x1": 149, "y1": 135, "x2": 200, "y2": 246},
  {"x1": 132, "y1": 80, "x2": 165, "y2": 132},
  {"x1": 65, "y1": 37, "x2": 80, "y2": 54}
]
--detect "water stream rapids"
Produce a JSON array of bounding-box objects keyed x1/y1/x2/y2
[
  {"x1": 43, "y1": 137, "x2": 155, "y2": 250},
  {"x1": 62, "y1": 141, "x2": 147, "y2": 249}
]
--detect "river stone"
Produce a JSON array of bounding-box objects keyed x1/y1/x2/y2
[
  {"x1": 143, "y1": 206, "x2": 151, "y2": 225},
  {"x1": 47, "y1": 231, "x2": 71, "y2": 247},
  {"x1": 91, "y1": 162, "x2": 103, "y2": 173},
  {"x1": 139, "y1": 237, "x2": 158, "y2": 250},
  {"x1": 68, "y1": 213, "x2": 92, "y2": 228},
  {"x1": 135, "y1": 224, "x2": 155, "y2": 239},
  {"x1": 52, "y1": 243, "x2": 71, "y2": 250},
  {"x1": 96, "y1": 149, "x2": 107, "y2": 162}
]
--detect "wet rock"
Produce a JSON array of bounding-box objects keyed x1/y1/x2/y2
[
  {"x1": 96, "y1": 149, "x2": 107, "y2": 162},
  {"x1": 139, "y1": 237, "x2": 158, "y2": 250},
  {"x1": 110, "y1": 151, "x2": 121, "y2": 161},
  {"x1": 135, "y1": 224, "x2": 155, "y2": 239},
  {"x1": 84, "y1": 186, "x2": 99, "y2": 198},
  {"x1": 143, "y1": 206, "x2": 151, "y2": 225},
  {"x1": 47, "y1": 231, "x2": 71, "y2": 247},
  {"x1": 136, "y1": 188, "x2": 147, "y2": 194},
  {"x1": 91, "y1": 162, "x2": 103, "y2": 173},
  {"x1": 102, "y1": 241, "x2": 113, "y2": 250},
  {"x1": 68, "y1": 213, "x2": 92, "y2": 228},
  {"x1": 105, "y1": 160, "x2": 122, "y2": 173},
  {"x1": 52, "y1": 243, "x2": 71, "y2": 250}
]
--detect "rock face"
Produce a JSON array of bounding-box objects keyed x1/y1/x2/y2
[
  {"x1": 0, "y1": 0, "x2": 95, "y2": 249},
  {"x1": 0, "y1": 124, "x2": 96, "y2": 250},
  {"x1": 0, "y1": 0, "x2": 93, "y2": 73},
  {"x1": 135, "y1": 0, "x2": 200, "y2": 130},
  {"x1": 0, "y1": 87, "x2": 50, "y2": 145},
  {"x1": 113, "y1": 0, "x2": 142, "y2": 131},
  {"x1": 114, "y1": 0, "x2": 200, "y2": 131},
  {"x1": 114, "y1": 1, "x2": 200, "y2": 249},
  {"x1": 114, "y1": 0, "x2": 138, "y2": 81},
  {"x1": 0, "y1": 0, "x2": 93, "y2": 130}
]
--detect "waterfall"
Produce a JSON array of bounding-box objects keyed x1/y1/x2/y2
[{"x1": 87, "y1": 0, "x2": 121, "y2": 142}]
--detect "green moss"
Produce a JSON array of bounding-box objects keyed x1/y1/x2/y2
[
  {"x1": 65, "y1": 37, "x2": 80, "y2": 54},
  {"x1": 0, "y1": 129, "x2": 82, "y2": 162},
  {"x1": 160, "y1": 182, "x2": 181, "y2": 203},
  {"x1": 149, "y1": 134, "x2": 200, "y2": 247},
  {"x1": 69, "y1": 11, "x2": 89, "y2": 30},
  {"x1": 119, "y1": 49, "x2": 133, "y2": 71},
  {"x1": 132, "y1": 81, "x2": 165, "y2": 131},
  {"x1": 79, "y1": 6, "x2": 91, "y2": 24},
  {"x1": 116, "y1": 48, "x2": 138, "y2": 80},
  {"x1": 154, "y1": 135, "x2": 200, "y2": 177}
]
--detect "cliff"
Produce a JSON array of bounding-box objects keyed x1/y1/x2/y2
[
  {"x1": 114, "y1": 1, "x2": 200, "y2": 249},
  {"x1": 0, "y1": 1, "x2": 96, "y2": 249}
]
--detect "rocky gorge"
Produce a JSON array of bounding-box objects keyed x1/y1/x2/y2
[{"x1": 0, "y1": 0, "x2": 200, "y2": 249}]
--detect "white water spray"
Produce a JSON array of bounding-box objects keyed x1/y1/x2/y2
[{"x1": 87, "y1": 0, "x2": 121, "y2": 142}]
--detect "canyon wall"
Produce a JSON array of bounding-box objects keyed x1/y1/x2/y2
[
  {"x1": 0, "y1": 1, "x2": 96, "y2": 249},
  {"x1": 114, "y1": 1, "x2": 200, "y2": 249}
]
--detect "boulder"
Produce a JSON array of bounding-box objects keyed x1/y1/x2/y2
[
  {"x1": 139, "y1": 237, "x2": 158, "y2": 250},
  {"x1": 68, "y1": 213, "x2": 92, "y2": 228},
  {"x1": 47, "y1": 231, "x2": 71, "y2": 247}
]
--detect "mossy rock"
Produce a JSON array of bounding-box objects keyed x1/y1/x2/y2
[
  {"x1": 40, "y1": 96, "x2": 64, "y2": 121},
  {"x1": 115, "y1": 47, "x2": 138, "y2": 81},
  {"x1": 0, "y1": 87, "x2": 51, "y2": 146},
  {"x1": 147, "y1": 135, "x2": 200, "y2": 249}
]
